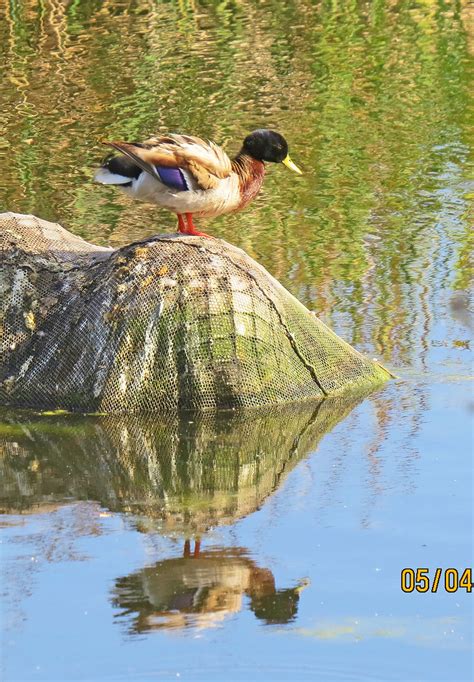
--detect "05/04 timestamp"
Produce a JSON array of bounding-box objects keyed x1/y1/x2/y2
[{"x1": 401, "y1": 568, "x2": 473, "y2": 593}]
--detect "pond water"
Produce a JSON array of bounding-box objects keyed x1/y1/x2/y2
[{"x1": 0, "y1": 1, "x2": 472, "y2": 681}]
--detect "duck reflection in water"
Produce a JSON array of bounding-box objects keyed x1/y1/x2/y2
[{"x1": 113, "y1": 541, "x2": 309, "y2": 632}]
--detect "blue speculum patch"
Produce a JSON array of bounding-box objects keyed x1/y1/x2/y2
[{"x1": 156, "y1": 166, "x2": 189, "y2": 191}]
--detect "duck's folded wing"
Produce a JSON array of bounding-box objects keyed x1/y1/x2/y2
[{"x1": 103, "y1": 134, "x2": 233, "y2": 190}]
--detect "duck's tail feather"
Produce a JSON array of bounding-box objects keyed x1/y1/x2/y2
[
  {"x1": 102, "y1": 140, "x2": 162, "y2": 181},
  {"x1": 94, "y1": 168, "x2": 134, "y2": 185},
  {"x1": 94, "y1": 150, "x2": 143, "y2": 185}
]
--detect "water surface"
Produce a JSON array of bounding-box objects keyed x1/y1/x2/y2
[{"x1": 0, "y1": 1, "x2": 472, "y2": 680}]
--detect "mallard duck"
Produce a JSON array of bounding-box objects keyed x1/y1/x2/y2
[{"x1": 94, "y1": 129, "x2": 302, "y2": 237}]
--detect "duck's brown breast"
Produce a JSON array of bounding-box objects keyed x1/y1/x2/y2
[{"x1": 234, "y1": 158, "x2": 266, "y2": 211}]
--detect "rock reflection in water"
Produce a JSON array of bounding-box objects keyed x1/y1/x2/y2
[
  {"x1": 1, "y1": 397, "x2": 364, "y2": 535},
  {"x1": 113, "y1": 544, "x2": 309, "y2": 632}
]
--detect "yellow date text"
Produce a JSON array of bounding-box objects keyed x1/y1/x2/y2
[{"x1": 401, "y1": 568, "x2": 473, "y2": 593}]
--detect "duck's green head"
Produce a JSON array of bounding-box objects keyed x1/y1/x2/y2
[{"x1": 242, "y1": 129, "x2": 302, "y2": 174}]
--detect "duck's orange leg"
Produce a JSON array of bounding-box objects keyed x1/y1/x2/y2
[
  {"x1": 184, "y1": 213, "x2": 210, "y2": 238},
  {"x1": 177, "y1": 214, "x2": 186, "y2": 233}
]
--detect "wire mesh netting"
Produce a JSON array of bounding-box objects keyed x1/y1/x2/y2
[{"x1": 0, "y1": 213, "x2": 390, "y2": 413}]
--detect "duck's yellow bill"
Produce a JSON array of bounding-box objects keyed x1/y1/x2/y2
[{"x1": 282, "y1": 154, "x2": 303, "y2": 175}]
